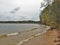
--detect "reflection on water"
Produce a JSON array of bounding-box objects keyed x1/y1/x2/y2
[{"x1": 0, "y1": 23, "x2": 40, "y2": 34}]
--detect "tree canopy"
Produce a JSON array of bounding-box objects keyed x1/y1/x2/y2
[{"x1": 40, "y1": 0, "x2": 60, "y2": 28}]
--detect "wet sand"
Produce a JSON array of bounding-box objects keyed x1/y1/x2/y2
[
  {"x1": 0, "y1": 25, "x2": 49, "y2": 45},
  {"x1": 0, "y1": 26, "x2": 49, "y2": 45},
  {"x1": 22, "y1": 29, "x2": 58, "y2": 45}
]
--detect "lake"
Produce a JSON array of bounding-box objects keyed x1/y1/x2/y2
[{"x1": 0, "y1": 23, "x2": 40, "y2": 34}]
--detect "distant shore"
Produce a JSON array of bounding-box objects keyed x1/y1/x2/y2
[{"x1": 0, "y1": 21, "x2": 40, "y2": 24}]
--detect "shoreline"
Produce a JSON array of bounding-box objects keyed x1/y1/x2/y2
[
  {"x1": 0, "y1": 25, "x2": 50, "y2": 45},
  {"x1": 22, "y1": 29, "x2": 58, "y2": 45},
  {"x1": 0, "y1": 25, "x2": 50, "y2": 37},
  {"x1": 0, "y1": 27, "x2": 40, "y2": 37},
  {"x1": 16, "y1": 29, "x2": 49, "y2": 45},
  {"x1": 16, "y1": 26, "x2": 50, "y2": 45}
]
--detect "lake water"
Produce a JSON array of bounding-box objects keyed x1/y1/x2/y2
[{"x1": 0, "y1": 23, "x2": 40, "y2": 34}]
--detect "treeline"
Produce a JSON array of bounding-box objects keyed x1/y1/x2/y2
[
  {"x1": 0, "y1": 21, "x2": 40, "y2": 24},
  {"x1": 40, "y1": 0, "x2": 60, "y2": 28}
]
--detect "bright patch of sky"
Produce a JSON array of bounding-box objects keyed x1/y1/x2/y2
[{"x1": 0, "y1": 0, "x2": 45, "y2": 21}]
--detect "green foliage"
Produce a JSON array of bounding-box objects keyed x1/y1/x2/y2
[{"x1": 40, "y1": 0, "x2": 58, "y2": 28}]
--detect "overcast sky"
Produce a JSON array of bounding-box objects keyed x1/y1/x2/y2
[{"x1": 0, "y1": 0, "x2": 45, "y2": 21}]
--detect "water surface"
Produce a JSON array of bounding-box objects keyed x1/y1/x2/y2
[{"x1": 0, "y1": 23, "x2": 40, "y2": 34}]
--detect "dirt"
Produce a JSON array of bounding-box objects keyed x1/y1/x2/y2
[{"x1": 22, "y1": 29, "x2": 58, "y2": 45}]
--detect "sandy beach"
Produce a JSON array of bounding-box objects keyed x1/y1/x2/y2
[
  {"x1": 22, "y1": 29, "x2": 58, "y2": 45},
  {"x1": 0, "y1": 25, "x2": 50, "y2": 45},
  {"x1": 0, "y1": 26, "x2": 59, "y2": 45},
  {"x1": 0, "y1": 25, "x2": 58, "y2": 45},
  {"x1": 0, "y1": 26, "x2": 58, "y2": 45}
]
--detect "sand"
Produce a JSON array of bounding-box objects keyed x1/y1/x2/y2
[
  {"x1": 0, "y1": 25, "x2": 49, "y2": 45},
  {"x1": 22, "y1": 29, "x2": 58, "y2": 45},
  {"x1": 0, "y1": 25, "x2": 57, "y2": 45}
]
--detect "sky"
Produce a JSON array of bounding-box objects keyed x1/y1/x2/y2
[{"x1": 0, "y1": 0, "x2": 45, "y2": 21}]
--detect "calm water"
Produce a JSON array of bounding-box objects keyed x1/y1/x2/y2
[{"x1": 0, "y1": 23, "x2": 40, "y2": 34}]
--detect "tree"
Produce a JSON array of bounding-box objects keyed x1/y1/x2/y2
[{"x1": 40, "y1": 0, "x2": 60, "y2": 28}]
